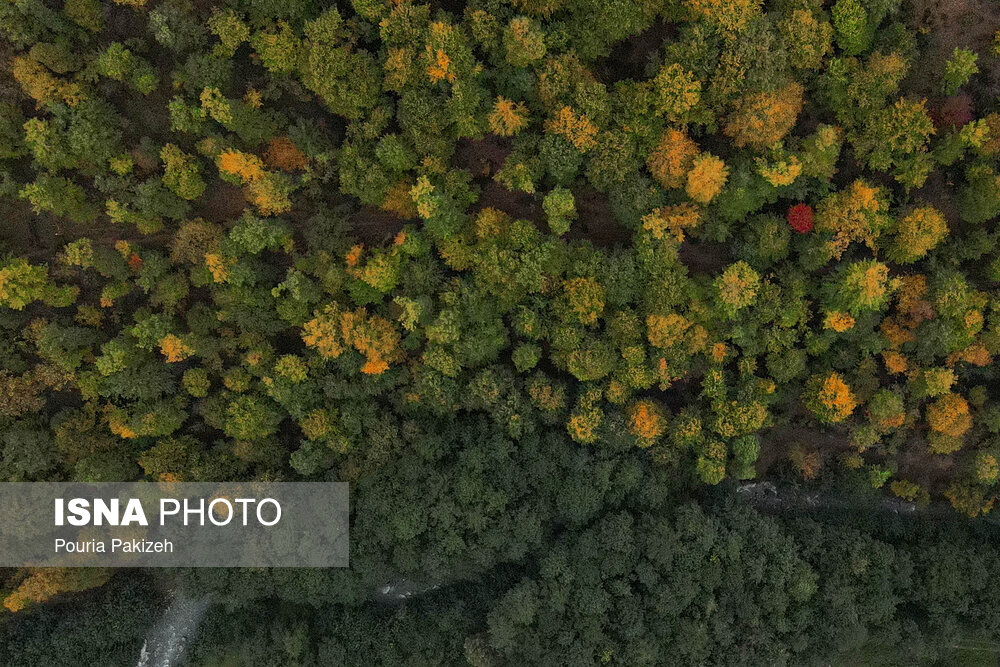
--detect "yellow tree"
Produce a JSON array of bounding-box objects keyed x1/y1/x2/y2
[
  {"x1": 651, "y1": 64, "x2": 702, "y2": 123},
  {"x1": 302, "y1": 305, "x2": 402, "y2": 375},
  {"x1": 627, "y1": 399, "x2": 668, "y2": 446},
  {"x1": 886, "y1": 206, "x2": 948, "y2": 264},
  {"x1": 556, "y1": 277, "x2": 604, "y2": 326},
  {"x1": 686, "y1": 153, "x2": 728, "y2": 204},
  {"x1": 217, "y1": 150, "x2": 291, "y2": 215},
  {"x1": 714, "y1": 261, "x2": 760, "y2": 316},
  {"x1": 545, "y1": 106, "x2": 599, "y2": 152},
  {"x1": 804, "y1": 372, "x2": 857, "y2": 423},
  {"x1": 642, "y1": 204, "x2": 701, "y2": 242},
  {"x1": 685, "y1": 0, "x2": 763, "y2": 34},
  {"x1": 778, "y1": 10, "x2": 833, "y2": 71},
  {"x1": 12, "y1": 56, "x2": 85, "y2": 107},
  {"x1": 488, "y1": 97, "x2": 530, "y2": 137},
  {"x1": 814, "y1": 180, "x2": 890, "y2": 259},
  {"x1": 647, "y1": 128, "x2": 699, "y2": 189},
  {"x1": 927, "y1": 393, "x2": 972, "y2": 438},
  {"x1": 4, "y1": 568, "x2": 110, "y2": 612},
  {"x1": 724, "y1": 83, "x2": 804, "y2": 149}
]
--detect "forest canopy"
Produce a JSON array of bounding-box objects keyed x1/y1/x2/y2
[{"x1": 2, "y1": 0, "x2": 1000, "y2": 664}]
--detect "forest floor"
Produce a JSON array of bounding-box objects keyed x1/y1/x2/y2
[
  {"x1": 903, "y1": 0, "x2": 1000, "y2": 225},
  {"x1": 906, "y1": 0, "x2": 1000, "y2": 101},
  {"x1": 454, "y1": 134, "x2": 634, "y2": 249}
]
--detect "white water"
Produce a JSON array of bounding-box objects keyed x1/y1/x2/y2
[
  {"x1": 136, "y1": 592, "x2": 210, "y2": 667},
  {"x1": 375, "y1": 579, "x2": 442, "y2": 603}
]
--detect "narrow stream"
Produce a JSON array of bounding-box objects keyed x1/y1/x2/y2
[
  {"x1": 135, "y1": 592, "x2": 210, "y2": 667},
  {"x1": 737, "y1": 481, "x2": 919, "y2": 515}
]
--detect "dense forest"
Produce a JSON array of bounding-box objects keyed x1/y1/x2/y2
[{"x1": 2, "y1": 0, "x2": 1000, "y2": 663}]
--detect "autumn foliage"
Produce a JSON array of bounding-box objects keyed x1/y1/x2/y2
[
  {"x1": 545, "y1": 106, "x2": 598, "y2": 151},
  {"x1": 4, "y1": 0, "x2": 1000, "y2": 637},
  {"x1": 805, "y1": 372, "x2": 857, "y2": 423},
  {"x1": 685, "y1": 153, "x2": 728, "y2": 204},
  {"x1": 489, "y1": 97, "x2": 530, "y2": 137},
  {"x1": 647, "y1": 129, "x2": 699, "y2": 189},
  {"x1": 627, "y1": 400, "x2": 667, "y2": 444},
  {"x1": 927, "y1": 393, "x2": 972, "y2": 439},
  {"x1": 786, "y1": 203, "x2": 814, "y2": 233},
  {"x1": 302, "y1": 304, "x2": 401, "y2": 375},
  {"x1": 724, "y1": 83, "x2": 804, "y2": 149},
  {"x1": 217, "y1": 150, "x2": 291, "y2": 215},
  {"x1": 264, "y1": 136, "x2": 309, "y2": 172}
]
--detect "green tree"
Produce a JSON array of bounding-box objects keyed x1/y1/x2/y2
[
  {"x1": 94, "y1": 43, "x2": 158, "y2": 94},
  {"x1": 18, "y1": 174, "x2": 96, "y2": 223},
  {"x1": 299, "y1": 8, "x2": 380, "y2": 119},
  {"x1": 943, "y1": 47, "x2": 978, "y2": 95},
  {"x1": 161, "y1": 143, "x2": 206, "y2": 200},
  {"x1": 542, "y1": 187, "x2": 576, "y2": 235}
]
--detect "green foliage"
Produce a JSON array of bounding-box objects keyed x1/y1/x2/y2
[
  {"x1": 504, "y1": 17, "x2": 546, "y2": 68},
  {"x1": 0, "y1": 576, "x2": 156, "y2": 664},
  {"x1": 0, "y1": 258, "x2": 77, "y2": 310},
  {"x1": 149, "y1": 0, "x2": 207, "y2": 53},
  {"x1": 831, "y1": 0, "x2": 871, "y2": 56},
  {"x1": 826, "y1": 260, "x2": 894, "y2": 315},
  {"x1": 94, "y1": 43, "x2": 158, "y2": 94},
  {"x1": 64, "y1": 0, "x2": 102, "y2": 32},
  {"x1": 853, "y1": 97, "x2": 935, "y2": 187},
  {"x1": 958, "y1": 163, "x2": 1000, "y2": 224},
  {"x1": 207, "y1": 9, "x2": 249, "y2": 57},
  {"x1": 299, "y1": 8, "x2": 380, "y2": 120},
  {"x1": 542, "y1": 186, "x2": 576, "y2": 235},
  {"x1": 714, "y1": 261, "x2": 761, "y2": 317},
  {"x1": 160, "y1": 143, "x2": 205, "y2": 200},
  {"x1": 736, "y1": 215, "x2": 790, "y2": 268},
  {"x1": 943, "y1": 48, "x2": 979, "y2": 95},
  {"x1": 18, "y1": 174, "x2": 96, "y2": 223},
  {"x1": 651, "y1": 63, "x2": 701, "y2": 123},
  {"x1": 251, "y1": 21, "x2": 299, "y2": 74},
  {"x1": 23, "y1": 117, "x2": 73, "y2": 171},
  {"x1": 224, "y1": 395, "x2": 282, "y2": 440}
]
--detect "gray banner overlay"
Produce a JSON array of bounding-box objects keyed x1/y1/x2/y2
[{"x1": 0, "y1": 482, "x2": 348, "y2": 567}]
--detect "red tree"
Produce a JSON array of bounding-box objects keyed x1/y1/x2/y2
[{"x1": 787, "y1": 203, "x2": 814, "y2": 233}]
